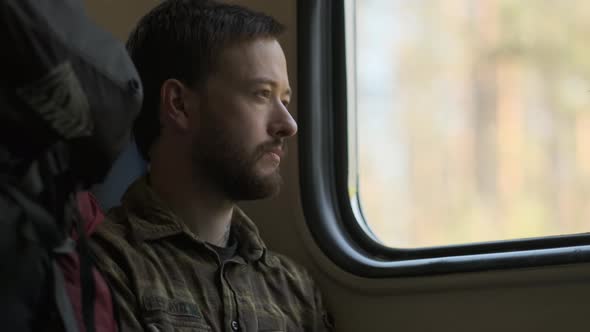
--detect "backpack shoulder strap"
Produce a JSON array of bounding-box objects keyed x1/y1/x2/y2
[{"x1": 53, "y1": 239, "x2": 80, "y2": 332}]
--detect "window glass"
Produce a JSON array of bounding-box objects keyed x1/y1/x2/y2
[{"x1": 350, "y1": 0, "x2": 590, "y2": 248}]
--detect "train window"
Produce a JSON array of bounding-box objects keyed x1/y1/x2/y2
[
  {"x1": 299, "y1": 0, "x2": 590, "y2": 277},
  {"x1": 351, "y1": 1, "x2": 590, "y2": 248}
]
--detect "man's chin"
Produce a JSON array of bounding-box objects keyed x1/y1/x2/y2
[{"x1": 234, "y1": 172, "x2": 283, "y2": 201}]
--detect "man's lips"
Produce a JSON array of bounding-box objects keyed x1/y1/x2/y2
[
  {"x1": 257, "y1": 140, "x2": 286, "y2": 164},
  {"x1": 266, "y1": 147, "x2": 284, "y2": 159}
]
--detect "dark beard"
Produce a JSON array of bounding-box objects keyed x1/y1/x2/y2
[{"x1": 191, "y1": 128, "x2": 284, "y2": 201}]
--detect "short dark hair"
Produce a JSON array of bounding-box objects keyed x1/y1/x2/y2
[{"x1": 127, "y1": 0, "x2": 285, "y2": 161}]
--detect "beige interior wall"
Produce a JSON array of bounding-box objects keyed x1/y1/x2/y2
[{"x1": 85, "y1": 0, "x2": 590, "y2": 331}]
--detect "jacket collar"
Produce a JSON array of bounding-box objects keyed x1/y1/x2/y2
[{"x1": 120, "y1": 175, "x2": 266, "y2": 262}]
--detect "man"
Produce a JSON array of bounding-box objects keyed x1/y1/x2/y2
[{"x1": 90, "y1": 0, "x2": 333, "y2": 331}]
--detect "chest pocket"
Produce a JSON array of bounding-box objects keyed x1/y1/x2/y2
[
  {"x1": 143, "y1": 314, "x2": 211, "y2": 332},
  {"x1": 141, "y1": 295, "x2": 211, "y2": 332}
]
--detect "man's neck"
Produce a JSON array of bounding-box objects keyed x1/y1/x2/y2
[{"x1": 149, "y1": 157, "x2": 234, "y2": 247}]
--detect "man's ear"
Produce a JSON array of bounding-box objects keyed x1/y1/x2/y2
[{"x1": 159, "y1": 78, "x2": 197, "y2": 132}]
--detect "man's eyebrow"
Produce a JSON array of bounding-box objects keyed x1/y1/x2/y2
[{"x1": 249, "y1": 77, "x2": 291, "y2": 96}]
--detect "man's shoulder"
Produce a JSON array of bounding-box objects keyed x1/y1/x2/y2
[
  {"x1": 93, "y1": 206, "x2": 131, "y2": 242},
  {"x1": 90, "y1": 206, "x2": 140, "y2": 267}
]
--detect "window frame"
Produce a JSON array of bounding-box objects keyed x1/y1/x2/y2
[{"x1": 297, "y1": 0, "x2": 590, "y2": 278}]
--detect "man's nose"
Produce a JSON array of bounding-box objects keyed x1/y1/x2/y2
[{"x1": 269, "y1": 101, "x2": 298, "y2": 139}]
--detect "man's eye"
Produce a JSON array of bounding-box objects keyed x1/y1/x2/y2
[{"x1": 256, "y1": 90, "x2": 272, "y2": 99}]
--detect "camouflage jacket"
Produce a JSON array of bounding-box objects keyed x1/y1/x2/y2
[{"x1": 90, "y1": 177, "x2": 332, "y2": 332}]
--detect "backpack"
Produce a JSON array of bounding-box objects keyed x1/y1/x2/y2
[{"x1": 0, "y1": 0, "x2": 142, "y2": 330}]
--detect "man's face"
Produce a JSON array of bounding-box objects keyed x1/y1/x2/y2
[{"x1": 190, "y1": 38, "x2": 297, "y2": 201}]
